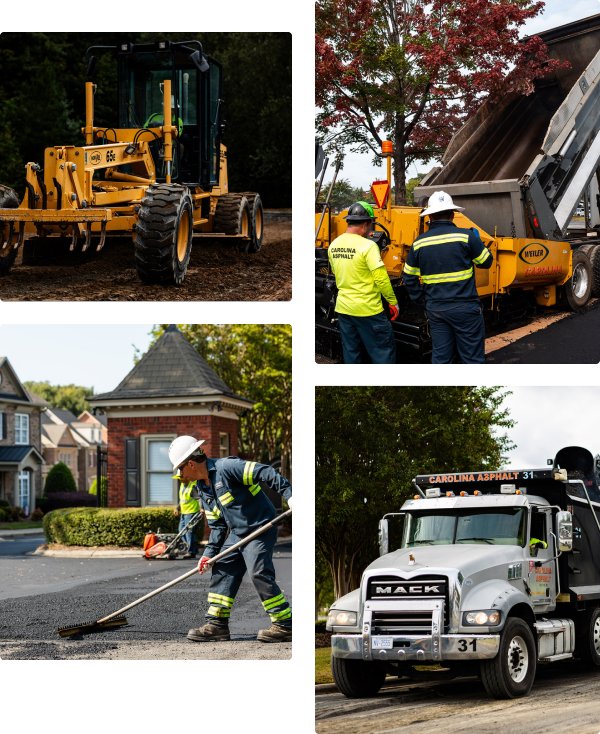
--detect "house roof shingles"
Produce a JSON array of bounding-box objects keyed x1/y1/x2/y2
[{"x1": 0, "y1": 446, "x2": 43, "y2": 464}]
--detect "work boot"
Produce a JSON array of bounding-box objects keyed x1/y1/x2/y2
[
  {"x1": 257, "y1": 624, "x2": 292, "y2": 643},
  {"x1": 183, "y1": 553, "x2": 196, "y2": 559},
  {"x1": 187, "y1": 621, "x2": 230, "y2": 642}
]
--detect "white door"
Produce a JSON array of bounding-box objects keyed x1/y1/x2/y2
[{"x1": 18, "y1": 471, "x2": 30, "y2": 514}]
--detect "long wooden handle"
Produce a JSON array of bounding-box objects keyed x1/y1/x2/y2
[{"x1": 97, "y1": 509, "x2": 292, "y2": 624}]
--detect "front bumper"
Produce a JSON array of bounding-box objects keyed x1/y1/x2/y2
[{"x1": 332, "y1": 633, "x2": 500, "y2": 661}]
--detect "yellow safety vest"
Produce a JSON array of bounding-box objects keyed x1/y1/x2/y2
[{"x1": 179, "y1": 481, "x2": 200, "y2": 514}]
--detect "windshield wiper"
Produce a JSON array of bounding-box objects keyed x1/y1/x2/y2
[
  {"x1": 457, "y1": 537, "x2": 495, "y2": 545},
  {"x1": 407, "y1": 539, "x2": 436, "y2": 545}
]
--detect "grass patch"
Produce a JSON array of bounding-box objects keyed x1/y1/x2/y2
[
  {"x1": 0, "y1": 522, "x2": 44, "y2": 530},
  {"x1": 316, "y1": 647, "x2": 333, "y2": 684}
]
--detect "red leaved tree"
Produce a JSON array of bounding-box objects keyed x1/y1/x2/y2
[{"x1": 316, "y1": 0, "x2": 569, "y2": 204}]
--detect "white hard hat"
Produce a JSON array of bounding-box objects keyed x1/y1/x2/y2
[
  {"x1": 169, "y1": 435, "x2": 205, "y2": 471},
  {"x1": 420, "y1": 191, "x2": 464, "y2": 217}
]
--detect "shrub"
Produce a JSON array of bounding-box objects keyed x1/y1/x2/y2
[
  {"x1": 43, "y1": 506, "x2": 179, "y2": 547},
  {"x1": 315, "y1": 620, "x2": 327, "y2": 633},
  {"x1": 30, "y1": 507, "x2": 44, "y2": 521},
  {"x1": 0, "y1": 508, "x2": 5, "y2": 523},
  {"x1": 0, "y1": 499, "x2": 10, "y2": 508},
  {"x1": 11, "y1": 506, "x2": 26, "y2": 521},
  {"x1": 36, "y1": 497, "x2": 49, "y2": 515},
  {"x1": 89, "y1": 477, "x2": 108, "y2": 506},
  {"x1": 44, "y1": 462, "x2": 77, "y2": 494}
]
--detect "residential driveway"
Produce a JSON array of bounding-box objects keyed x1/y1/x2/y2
[{"x1": 0, "y1": 541, "x2": 291, "y2": 660}]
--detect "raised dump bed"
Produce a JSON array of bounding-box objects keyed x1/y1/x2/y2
[{"x1": 416, "y1": 14, "x2": 600, "y2": 240}]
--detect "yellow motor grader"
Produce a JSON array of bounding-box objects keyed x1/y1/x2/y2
[
  {"x1": 316, "y1": 15, "x2": 600, "y2": 360},
  {"x1": 0, "y1": 40, "x2": 263, "y2": 284}
]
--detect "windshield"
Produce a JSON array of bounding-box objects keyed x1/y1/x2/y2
[{"x1": 402, "y1": 508, "x2": 526, "y2": 547}]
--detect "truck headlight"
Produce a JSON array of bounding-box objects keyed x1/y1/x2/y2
[
  {"x1": 328, "y1": 610, "x2": 357, "y2": 626},
  {"x1": 463, "y1": 610, "x2": 501, "y2": 626}
]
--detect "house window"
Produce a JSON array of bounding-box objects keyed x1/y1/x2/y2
[
  {"x1": 219, "y1": 433, "x2": 229, "y2": 458},
  {"x1": 15, "y1": 414, "x2": 29, "y2": 444},
  {"x1": 147, "y1": 440, "x2": 174, "y2": 503},
  {"x1": 89, "y1": 452, "x2": 94, "y2": 468},
  {"x1": 18, "y1": 471, "x2": 30, "y2": 513}
]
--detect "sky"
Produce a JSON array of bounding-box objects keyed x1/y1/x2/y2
[
  {"x1": 0, "y1": 324, "x2": 156, "y2": 394},
  {"x1": 498, "y1": 387, "x2": 600, "y2": 468},
  {"x1": 318, "y1": 0, "x2": 600, "y2": 188}
]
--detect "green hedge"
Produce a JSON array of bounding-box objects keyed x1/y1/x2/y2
[
  {"x1": 0, "y1": 508, "x2": 5, "y2": 523},
  {"x1": 0, "y1": 499, "x2": 10, "y2": 508},
  {"x1": 43, "y1": 506, "x2": 180, "y2": 546},
  {"x1": 315, "y1": 620, "x2": 327, "y2": 633},
  {"x1": 45, "y1": 462, "x2": 77, "y2": 493}
]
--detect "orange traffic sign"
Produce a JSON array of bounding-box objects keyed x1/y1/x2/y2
[{"x1": 371, "y1": 180, "x2": 390, "y2": 209}]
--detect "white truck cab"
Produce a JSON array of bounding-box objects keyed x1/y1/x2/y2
[{"x1": 328, "y1": 446, "x2": 600, "y2": 700}]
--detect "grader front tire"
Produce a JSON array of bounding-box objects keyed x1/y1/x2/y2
[
  {"x1": 134, "y1": 184, "x2": 193, "y2": 285},
  {"x1": 241, "y1": 192, "x2": 264, "y2": 253}
]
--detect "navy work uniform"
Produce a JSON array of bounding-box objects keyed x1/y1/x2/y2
[
  {"x1": 194, "y1": 457, "x2": 292, "y2": 628},
  {"x1": 403, "y1": 220, "x2": 493, "y2": 363}
]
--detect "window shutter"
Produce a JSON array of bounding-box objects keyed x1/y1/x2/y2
[
  {"x1": 125, "y1": 438, "x2": 140, "y2": 506},
  {"x1": 1, "y1": 413, "x2": 5, "y2": 440}
]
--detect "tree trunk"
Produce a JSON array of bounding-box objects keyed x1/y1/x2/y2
[{"x1": 393, "y1": 122, "x2": 406, "y2": 206}]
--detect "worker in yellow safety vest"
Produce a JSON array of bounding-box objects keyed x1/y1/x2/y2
[
  {"x1": 328, "y1": 201, "x2": 399, "y2": 364},
  {"x1": 174, "y1": 481, "x2": 201, "y2": 559}
]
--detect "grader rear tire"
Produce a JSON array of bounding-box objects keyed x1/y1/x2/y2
[
  {"x1": 241, "y1": 192, "x2": 264, "y2": 253},
  {"x1": 213, "y1": 194, "x2": 251, "y2": 252},
  {"x1": 0, "y1": 185, "x2": 19, "y2": 276},
  {"x1": 134, "y1": 184, "x2": 193, "y2": 285}
]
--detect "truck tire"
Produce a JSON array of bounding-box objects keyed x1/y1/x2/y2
[
  {"x1": 134, "y1": 184, "x2": 193, "y2": 285},
  {"x1": 575, "y1": 244, "x2": 600, "y2": 298},
  {"x1": 0, "y1": 185, "x2": 20, "y2": 276},
  {"x1": 480, "y1": 617, "x2": 536, "y2": 699},
  {"x1": 563, "y1": 248, "x2": 592, "y2": 310},
  {"x1": 576, "y1": 607, "x2": 600, "y2": 666},
  {"x1": 331, "y1": 655, "x2": 386, "y2": 698}
]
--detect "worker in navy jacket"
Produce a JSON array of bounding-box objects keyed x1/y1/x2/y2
[
  {"x1": 169, "y1": 435, "x2": 292, "y2": 643},
  {"x1": 403, "y1": 191, "x2": 493, "y2": 363}
]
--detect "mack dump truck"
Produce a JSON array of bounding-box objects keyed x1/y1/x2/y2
[
  {"x1": 327, "y1": 445, "x2": 600, "y2": 700},
  {"x1": 316, "y1": 14, "x2": 600, "y2": 361}
]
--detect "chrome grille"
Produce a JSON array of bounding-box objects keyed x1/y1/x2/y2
[{"x1": 366, "y1": 574, "x2": 449, "y2": 629}]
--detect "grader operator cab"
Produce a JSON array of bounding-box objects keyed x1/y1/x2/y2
[{"x1": 0, "y1": 40, "x2": 263, "y2": 284}]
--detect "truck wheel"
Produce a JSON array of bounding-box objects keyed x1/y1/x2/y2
[
  {"x1": 576, "y1": 607, "x2": 600, "y2": 666},
  {"x1": 134, "y1": 184, "x2": 193, "y2": 285},
  {"x1": 331, "y1": 655, "x2": 386, "y2": 698},
  {"x1": 0, "y1": 185, "x2": 20, "y2": 276},
  {"x1": 480, "y1": 617, "x2": 536, "y2": 699},
  {"x1": 576, "y1": 244, "x2": 600, "y2": 298},
  {"x1": 563, "y1": 248, "x2": 592, "y2": 310}
]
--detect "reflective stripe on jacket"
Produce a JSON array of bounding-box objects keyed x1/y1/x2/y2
[
  {"x1": 197, "y1": 456, "x2": 292, "y2": 559},
  {"x1": 403, "y1": 220, "x2": 493, "y2": 311}
]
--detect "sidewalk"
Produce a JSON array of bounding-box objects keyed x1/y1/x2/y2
[
  {"x1": 28, "y1": 535, "x2": 292, "y2": 558},
  {"x1": 0, "y1": 527, "x2": 44, "y2": 539}
]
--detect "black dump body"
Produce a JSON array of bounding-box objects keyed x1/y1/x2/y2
[{"x1": 415, "y1": 446, "x2": 600, "y2": 602}]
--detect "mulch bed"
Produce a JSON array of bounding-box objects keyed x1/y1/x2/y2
[
  {"x1": 37, "y1": 543, "x2": 142, "y2": 551},
  {"x1": 316, "y1": 633, "x2": 333, "y2": 648}
]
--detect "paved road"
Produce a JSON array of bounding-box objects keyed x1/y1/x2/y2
[
  {"x1": 0, "y1": 534, "x2": 45, "y2": 559},
  {"x1": 0, "y1": 541, "x2": 291, "y2": 660},
  {"x1": 486, "y1": 298, "x2": 600, "y2": 363},
  {"x1": 316, "y1": 660, "x2": 600, "y2": 734}
]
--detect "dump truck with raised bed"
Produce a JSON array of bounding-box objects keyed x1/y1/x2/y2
[
  {"x1": 0, "y1": 40, "x2": 263, "y2": 284},
  {"x1": 328, "y1": 445, "x2": 600, "y2": 700},
  {"x1": 316, "y1": 14, "x2": 600, "y2": 361}
]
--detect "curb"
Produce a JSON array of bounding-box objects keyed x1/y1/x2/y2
[
  {"x1": 0, "y1": 528, "x2": 45, "y2": 539},
  {"x1": 28, "y1": 535, "x2": 292, "y2": 558},
  {"x1": 264, "y1": 211, "x2": 292, "y2": 222}
]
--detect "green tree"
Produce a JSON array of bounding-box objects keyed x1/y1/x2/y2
[
  {"x1": 317, "y1": 177, "x2": 356, "y2": 212},
  {"x1": 45, "y1": 462, "x2": 77, "y2": 493},
  {"x1": 406, "y1": 174, "x2": 425, "y2": 206},
  {"x1": 315, "y1": 386, "x2": 515, "y2": 600},
  {"x1": 24, "y1": 381, "x2": 93, "y2": 416}
]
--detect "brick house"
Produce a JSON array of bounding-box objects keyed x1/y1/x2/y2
[
  {"x1": 88, "y1": 325, "x2": 254, "y2": 508},
  {"x1": 41, "y1": 408, "x2": 107, "y2": 492},
  {"x1": 0, "y1": 358, "x2": 44, "y2": 512}
]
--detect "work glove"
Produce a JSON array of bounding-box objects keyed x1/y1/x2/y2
[
  {"x1": 389, "y1": 304, "x2": 399, "y2": 321},
  {"x1": 198, "y1": 556, "x2": 211, "y2": 574},
  {"x1": 287, "y1": 497, "x2": 293, "y2": 510}
]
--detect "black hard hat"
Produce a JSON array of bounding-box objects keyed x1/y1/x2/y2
[{"x1": 343, "y1": 201, "x2": 376, "y2": 223}]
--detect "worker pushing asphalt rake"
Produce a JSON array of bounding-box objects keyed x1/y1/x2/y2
[{"x1": 57, "y1": 509, "x2": 291, "y2": 637}]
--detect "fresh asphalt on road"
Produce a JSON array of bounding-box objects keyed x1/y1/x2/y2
[
  {"x1": 486, "y1": 298, "x2": 600, "y2": 363},
  {"x1": 0, "y1": 539, "x2": 291, "y2": 660}
]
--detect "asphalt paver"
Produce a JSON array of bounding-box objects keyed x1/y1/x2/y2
[{"x1": 0, "y1": 542, "x2": 291, "y2": 660}]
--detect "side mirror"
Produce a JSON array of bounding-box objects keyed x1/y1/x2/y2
[
  {"x1": 379, "y1": 518, "x2": 389, "y2": 557},
  {"x1": 556, "y1": 510, "x2": 573, "y2": 552},
  {"x1": 190, "y1": 50, "x2": 210, "y2": 73}
]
